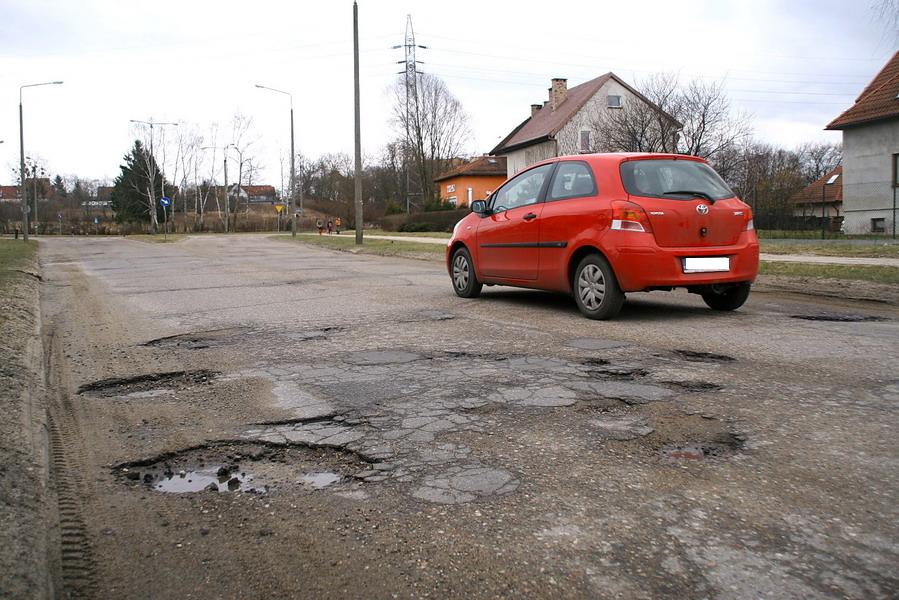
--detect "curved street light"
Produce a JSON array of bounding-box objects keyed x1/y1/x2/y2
[
  {"x1": 19, "y1": 80, "x2": 63, "y2": 241},
  {"x1": 255, "y1": 84, "x2": 298, "y2": 236}
]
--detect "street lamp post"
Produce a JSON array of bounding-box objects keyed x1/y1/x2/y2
[
  {"x1": 19, "y1": 81, "x2": 63, "y2": 241},
  {"x1": 255, "y1": 84, "x2": 298, "y2": 236},
  {"x1": 131, "y1": 118, "x2": 178, "y2": 233}
]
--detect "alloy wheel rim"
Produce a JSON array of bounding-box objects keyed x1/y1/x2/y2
[
  {"x1": 453, "y1": 255, "x2": 469, "y2": 290},
  {"x1": 578, "y1": 264, "x2": 605, "y2": 310}
]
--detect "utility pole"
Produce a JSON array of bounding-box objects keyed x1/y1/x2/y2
[
  {"x1": 393, "y1": 16, "x2": 426, "y2": 214},
  {"x1": 19, "y1": 80, "x2": 63, "y2": 241},
  {"x1": 353, "y1": 0, "x2": 363, "y2": 245}
]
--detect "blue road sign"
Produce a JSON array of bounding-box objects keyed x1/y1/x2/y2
[{"x1": 160, "y1": 196, "x2": 171, "y2": 207}]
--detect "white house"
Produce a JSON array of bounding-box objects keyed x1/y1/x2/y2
[
  {"x1": 826, "y1": 51, "x2": 899, "y2": 235},
  {"x1": 490, "y1": 73, "x2": 679, "y2": 177}
]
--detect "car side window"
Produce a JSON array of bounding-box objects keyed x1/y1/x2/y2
[
  {"x1": 491, "y1": 164, "x2": 553, "y2": 212},
  {"x1": 548, "y1": 161, "x2": 596, "y2": 201}
]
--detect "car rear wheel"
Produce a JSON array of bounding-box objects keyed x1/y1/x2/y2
[
  {"x1": 573, "y1": 254, "x2": 624, "y2": 320},
  {"x1": 701, "y1": 282, "x2": 751, "y2": 311},
  {"x1": 451, "y1": 247, "x2": 482, "y2": 298}
]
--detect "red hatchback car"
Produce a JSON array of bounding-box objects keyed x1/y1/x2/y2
[{"x1": 446, "y1": 153, "x2": 759, "y2": 319}]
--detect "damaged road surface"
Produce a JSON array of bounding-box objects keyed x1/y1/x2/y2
[{"x1": 36, "y1": 235, "x2": 899, "y2": 599}]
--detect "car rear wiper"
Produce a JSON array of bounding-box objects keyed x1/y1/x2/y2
[{"x1": 663, "y1": 190, "x2": 716, "y2": 204}]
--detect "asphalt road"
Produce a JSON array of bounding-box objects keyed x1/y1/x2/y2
[{"x1": 37, "y1": 234, "x2": 899, "y2": 599}]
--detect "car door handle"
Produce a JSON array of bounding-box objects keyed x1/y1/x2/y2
[{"x1": 523, "y1": 212, "x2": 537, "y2": 221}]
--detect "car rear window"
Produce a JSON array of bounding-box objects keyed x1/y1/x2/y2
[{"x1": 620, "y1": 159, "x2": 734, "y2": 201}]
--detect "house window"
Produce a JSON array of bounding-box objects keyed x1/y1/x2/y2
[
  {"x1": 893, "y1": 153, "x2": 899, "y2": 187},
  {"x1": 447, "y1": 184, "x2": 456, "y2": 193},
  {"x1": 607, "y1": 95, "x2": 622, "y2": 108},
  {"x1": 872, "y1": 218, "x2": 886, "y2": 233},
  {"x1": 579, "y1": 130, "x2": 591, "y2": 153},
  {"x1": 448, "y1": 196, "x2": 458, "y2": 206}
]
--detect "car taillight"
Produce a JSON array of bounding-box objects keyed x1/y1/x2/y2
[
  {"x1": 743, "y1": 209, "x2": 754, "y2": 231},
  {"x1": 610, "y1": 200, "x2": 652, "y2": 233}
]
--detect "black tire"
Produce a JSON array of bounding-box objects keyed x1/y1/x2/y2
[
  {"x1": 701, "y1": 282, "x2": 751, "y2": 311},
  {"x1": 573, "y1": 254, "x2": 625, "y2": 320},
  {"x1": 451, "y1": 247, "x2": 482, "y2": 298}
]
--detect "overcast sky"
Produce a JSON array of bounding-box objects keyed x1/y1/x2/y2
[{"x1": 0, "y1": 0, "x2": 895, "y2": 188}]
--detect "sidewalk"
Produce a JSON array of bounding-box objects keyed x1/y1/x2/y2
[{"x1": 352, "y1": 234, "x2": 899, "y2": 268}]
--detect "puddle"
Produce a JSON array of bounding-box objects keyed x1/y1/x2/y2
[
  {"x1": 149, "y1": 466, "x2": 261, "y2": 493},
  {"x1": 672, "y1": 350, "x2": 736, "y2": 363},
  {"x1": 791, "y1": 314, "x2": 887, "y2": 323},
  {"x1": 78, "y1": 370, "x2": 218, "y2": 397},
  {"x1": 142, "y1": 327, "x2": 249, "y2": 349},
  {"x1": 298, "y1": 471, "x2": 342, "y2": 489},
  {"x1": 114, "y1": 442, "x2": 367, "y2": 495}
]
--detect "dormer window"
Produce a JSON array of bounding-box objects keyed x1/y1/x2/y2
[{"x1": 607, "y1": 95, "x2": 622, "y2": 108}]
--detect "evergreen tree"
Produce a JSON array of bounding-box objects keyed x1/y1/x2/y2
[
  {"x1": 52, "y1": 175, "x2": 67, "y2": 198},
  {"x1": 110, "y1": 140, "x2": 173, "y2": 228}
]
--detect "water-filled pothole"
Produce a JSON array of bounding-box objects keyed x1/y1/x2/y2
[
  {"x1": 672, "y1": 350, "x2": 736, "y2": 363},
  {"x1": 114, "y1": 442, "x2": 366, "y2": 494},
  {"x1": 78, "y1": 370, "x2": 218, "y2": 397},
  {"x1": 791, "y1": 314, "x2": 888, "y2": 323}
]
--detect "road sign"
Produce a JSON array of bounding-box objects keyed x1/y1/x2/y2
[
  {"x1": 58, "y1": 213, "x2": 63, "y2": 220},
  {"x1": 275, "y1": 204, "x2": 285, "y2": 213},
  {"x1": 160, "y1": 197, "x2": 171, "y2": 207}
]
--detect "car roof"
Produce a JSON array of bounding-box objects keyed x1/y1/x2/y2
[{"x1": 530, "y1": 152, "x2": 708, "y2": 169}]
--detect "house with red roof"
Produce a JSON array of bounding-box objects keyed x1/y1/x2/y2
[
  {"x1": 790, "y1": 165, "x2": 843, "y2": 225},
  {"x1": 826, "y1": 51, "x2": 899, "y2": 235},
  {"x1": 490, "y1": 73, "x2": 680, "y2": 177},
  {"x1": 434, "y1": 156, "x2": 506, "y2": 207}
]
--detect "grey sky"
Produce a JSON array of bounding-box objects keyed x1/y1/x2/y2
[{"x1": 0, "y1": 0, "x2": 893, "y2": 188}]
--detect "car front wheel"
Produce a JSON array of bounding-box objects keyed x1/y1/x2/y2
[
  {"x1": 701, "y1": 282, "x2": 751, "y2": 311},
  {"x1": 573, "y1": 254, "x2": 624, "y2": 320},
  {"x1": 451, "y1": 247, "x2": 482, "y2": 298}
]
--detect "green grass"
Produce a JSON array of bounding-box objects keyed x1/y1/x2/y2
[
  {"x1": 363, "y1": 229, "x2": 452, "y2": 239},
  {"x1": 0, "y1": 239, "x2": 38, "y2": 285},
  {"x1": 279, "y1": 233, "x2": 445, "y2": 257},
  {"x1": 760, "y1": 261, "x2": 899, "y2": 284},
  {"x1": 760, "y1": 241, "x2": 899, "y2": 258}
]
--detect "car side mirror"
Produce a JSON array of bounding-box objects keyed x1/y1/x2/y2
[{"x1": 470, "y1": 200, "x2": 488, "y2": 214}]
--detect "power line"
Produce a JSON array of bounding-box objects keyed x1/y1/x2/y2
[{"x1": 393, "y1": 15, "x2": 426, "y2": 213}]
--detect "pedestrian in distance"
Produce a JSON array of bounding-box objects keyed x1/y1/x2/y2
[
  {"x1": 316, "y1": 218, "x2": 324, "y2": 235},
  {"x1": 327, "y1": 220, "x2": 334, "y2": 235},
  {"x1": 335, "y1": 217, "x2": 342, "y2": 234}
]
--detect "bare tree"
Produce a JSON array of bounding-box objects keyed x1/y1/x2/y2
[
  {"x1": 391, "y1": 73, "x2": 471, "y2": 206},
  {"x1": 797, "y1": 141, "x2": 842, "y2": 183},
  {"x1": 590, "y1": 74, "x2": 751, "y2": 176}
]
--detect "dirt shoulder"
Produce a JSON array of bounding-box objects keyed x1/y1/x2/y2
[{"x1": 0, "y1": 240, "x2": 51, "y2": 600}]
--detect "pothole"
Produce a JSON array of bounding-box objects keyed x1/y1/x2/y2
[
  {"x1": 566, "y1": 338, "x2": 630, "y2": 350},
  {"x1": 791, "y1": 314, "x2": 888, "y2": 323},
  {"x1": 114, "y1": 441, "x2": 366, "y2": 494},
  {"x1": 606, "y1": 411, "x2": 744, "y2": 460},
  {"x1": 398, "y1": 309, "x2": 456, "y2": 323},
  {"x1": 661, "y1": 380, "x2": 724, "y2": 392},
  {"x1": 672, "y1": 350, "x2": 736, "y2": 363},
  {"x1": 286, "y1": 326, "x2": 345, "y2": 342},
  {"x1": 345, "y1": 350, "x2": 423, "y2": 365},
  {"x1": 141, "y1": 327, "x2": 250, "y2": 349},
  {"x1": 77, "y1": 370, "x2": 218, "y2": 397}
]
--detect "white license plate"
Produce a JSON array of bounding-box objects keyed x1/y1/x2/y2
[{"x1": 683, "y1": 257, "x2": 730, "y2": 273}]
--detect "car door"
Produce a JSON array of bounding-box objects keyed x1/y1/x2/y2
[{"x1": 477, "y1": 163, "x2": 554, "y2": 280}]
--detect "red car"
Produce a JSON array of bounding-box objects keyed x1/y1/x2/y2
[{"x1": 446, "y1": 153, "x2": 759, "y2": 319}]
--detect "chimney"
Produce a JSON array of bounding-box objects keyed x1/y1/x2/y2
[
  {"x1": 530, "y1": 104, "x2": 542, "y2": 117},
  {"x1": 550, "y1": 78, "x2": 568, "y2": 110}
]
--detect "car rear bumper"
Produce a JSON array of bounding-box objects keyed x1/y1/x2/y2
[{"x1": 606, "y1": 234, "x2": 759, "y2": 292}]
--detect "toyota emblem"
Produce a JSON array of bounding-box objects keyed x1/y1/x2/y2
[{"x1": 696, "y1": 204, "x2": 709, "y2": 215}]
